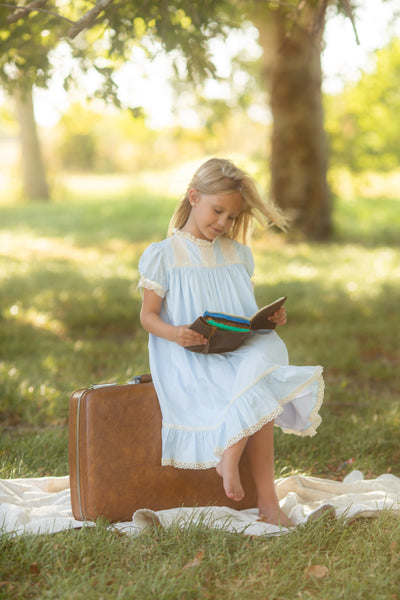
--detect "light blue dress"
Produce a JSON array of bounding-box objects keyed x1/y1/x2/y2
[{"x1": 138, "y1": 230, "x2": 324, "y2": 469}]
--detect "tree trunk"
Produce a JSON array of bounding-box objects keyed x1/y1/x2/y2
[
  {"x1": 255, "y1": 7, "x2": 331, "y2": 239},
  {"x1": 14, "y1": 85, "x2": 49, "y2": 201}
]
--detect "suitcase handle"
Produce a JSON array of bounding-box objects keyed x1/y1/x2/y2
[{"x1": 128, "y1": 374, "x2": 153, "y2": 385}]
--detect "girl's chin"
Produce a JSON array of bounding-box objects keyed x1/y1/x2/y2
[
  {"x1": 197, "y1": 230, "x2": 218, "y2": 241},
  {"x1": 209, "y1": 227, "x2": 223, "y2": 238}
]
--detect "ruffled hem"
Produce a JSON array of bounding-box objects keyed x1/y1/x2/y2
[
  {"x1": 161, "y1": 458, "x2": 218, "y2": 469},
  {"x1": 137, "y1": 275, "x2": 166, "y2": 299},
  {"x1": 278, "y1": 369, "x2": 324, "y2": 437},
  {"x1": 161, "y1": 365, "x2": 324, "y2": 469}
]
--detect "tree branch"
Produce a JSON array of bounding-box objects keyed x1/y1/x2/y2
[
  {"x1": 1, "y1": 2, "x2": 74, "y2": 25},
  {"x1": 340, "y1": 0, "x2": 360, "y2": 45},
  {"x1": 7, "y1": 0, "x2": 47, "y2": 24},
  {"x1": 67, "y1": 0, "x2": 115, "y2": 39},
  {"x1": 2, "y1": 0, "x2": 113, "y2": 33}
]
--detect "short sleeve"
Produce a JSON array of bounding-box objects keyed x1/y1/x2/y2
[
  {"x1": 242, "y1": 245, "x2": 255, "y2": 278},
  {"x1": 138, "y1": 243, "x2": 168, "y2": 299}
]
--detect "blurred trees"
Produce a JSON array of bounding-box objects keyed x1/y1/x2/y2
[
  {"x1": 53, "y1": 100, "x2": 267, "y2": 174},
  {"x1": 51, "y1": 32, "x2": 400, "y2": 181},
  {"x1": 0, "y1": 3, "x2": 64, "y2": 200},
  {"x1": 0, "y1": 1, "x2": 389, "y2": 239},
  {"x1": 56, "y1": 105, "x2": 100, "y2": 171},
  {"x1": 55, "y1": 104, "x2": 159, "y2": 172},
  {"x1": 325, "y1": 37, "x2": 400, "y2": 173},
  {"x1": 0, "y1": 0, "x2": 229, "y2": 200}
]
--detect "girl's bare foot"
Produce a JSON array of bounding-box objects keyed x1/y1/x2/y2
[
  {"x1": 216, "y1": 458, "x2": 245, "y2": 502},
  {"x1": 258, "y1": 505, "x2": 293, "y2": 528}
]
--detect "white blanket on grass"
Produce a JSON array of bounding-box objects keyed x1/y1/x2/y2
[{"x1": 1, "y1": 470, "x2": 400, "y2": 537}]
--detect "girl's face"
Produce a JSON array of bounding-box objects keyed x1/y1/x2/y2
[{"x1": 183, "y1": 190, "x2": 243, "y2": 241}]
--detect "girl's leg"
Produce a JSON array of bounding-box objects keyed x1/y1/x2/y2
[
  {"x1": 246, "y1": 421, "x2": 292, "y2": 527},
  {"x1": 216, "y1": 436, "x2": 248, "y2": 502}
]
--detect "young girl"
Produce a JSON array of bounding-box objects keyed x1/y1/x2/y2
[{"x1": 138, "y1": 158, "x2": 324, "y2": 527}]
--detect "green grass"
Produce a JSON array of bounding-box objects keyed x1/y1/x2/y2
[
  {"x1": 1, "y1": 513, "x2": 399, "y2": 599},
  {"x1": 1, "y1": 172, "x2": 400, "y2": 598}
]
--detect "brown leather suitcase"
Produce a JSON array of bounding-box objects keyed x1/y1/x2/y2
[{"x1": 69, "y1": 376, "x2": 258, "y2": 522}]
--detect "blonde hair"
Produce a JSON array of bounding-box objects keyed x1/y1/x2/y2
[{"x1": 168, "y1": 158, "x2": 287, "y2": 243}]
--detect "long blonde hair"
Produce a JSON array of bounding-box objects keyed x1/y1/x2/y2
[{"x1": 168, "y1": 158, "x2": 288, "y2": 243}]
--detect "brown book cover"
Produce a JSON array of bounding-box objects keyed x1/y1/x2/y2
[{"x1": 188, "y1": 297, "x2": 287, "y2": 354}]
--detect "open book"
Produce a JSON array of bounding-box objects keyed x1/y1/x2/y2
[{"x1": 187, "y1": 296, "x2": 287, "y2": 354}]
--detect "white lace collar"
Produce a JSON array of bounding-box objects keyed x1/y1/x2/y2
[{"x1": 173, "y1": 228, "x2": 217, "y2": 247}]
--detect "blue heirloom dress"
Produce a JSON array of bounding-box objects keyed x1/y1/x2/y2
[{"x1": 138, "y1": 230, "x2": 324, "y2": 469}]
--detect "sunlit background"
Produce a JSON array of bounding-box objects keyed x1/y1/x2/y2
[
  {"x1": 1, "y1": 0, "x2": 400, "y2": 201},
  {"x1": 29, "y1": 0, "x2": 400, "y2": 126}
]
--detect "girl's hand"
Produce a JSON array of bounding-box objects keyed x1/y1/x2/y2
[
  {"x1": 174, "y1": 326, "x2": 207, "y2": 347},
  {"x1": 268, "y1": 307, "x2": 287, "y2": 326}
]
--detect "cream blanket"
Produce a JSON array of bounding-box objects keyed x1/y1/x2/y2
[{"x1": 1, "y1": 470, "x2": 399, "y2": 537}]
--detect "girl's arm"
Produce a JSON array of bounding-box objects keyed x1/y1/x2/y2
[{"x1": 140, "y1": 288, "x2": 207, "y2": 348}]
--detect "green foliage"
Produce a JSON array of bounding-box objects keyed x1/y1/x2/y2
[
  {"x1": 0, "y1": 1, "x2": 360, "y2": 104},
  {"x1": 0, "y1": 2, "x2": 66, "y2": 92},
  {"x1": 56, "y1": 103, "x2": 100, "y2": 170},
  {"x1": 0, "y1": 0, "x2": 237, "y2": 101},
  {"x1": 325, "y1": 37, "x2": 400, "y2": 172}
]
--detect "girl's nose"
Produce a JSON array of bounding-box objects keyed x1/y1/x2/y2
[{"x1": 217, "y1": 215, "x2": 228, "y2": 228}]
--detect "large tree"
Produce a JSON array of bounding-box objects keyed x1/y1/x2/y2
[
  {"x1": 0, "y1": 0, "x2": 359, "y2": 236},
  {"x1": 251, "y1": 3, "x2": 332, "y2": 238}
]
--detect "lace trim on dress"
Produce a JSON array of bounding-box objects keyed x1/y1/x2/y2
[
  {"x1": 161, "y1": 457, "x2": 219, "y2": 469},
  {"x1": 173, "y1": 228, "x2": 218, "y2": 247},
  {"x1": 137, "y1": 275, "x2": 166, "y2": 299}
]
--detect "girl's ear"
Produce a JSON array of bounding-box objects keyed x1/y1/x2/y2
[{"x1": 188, "y1": 189, "x2": 199, "y2": 207}]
